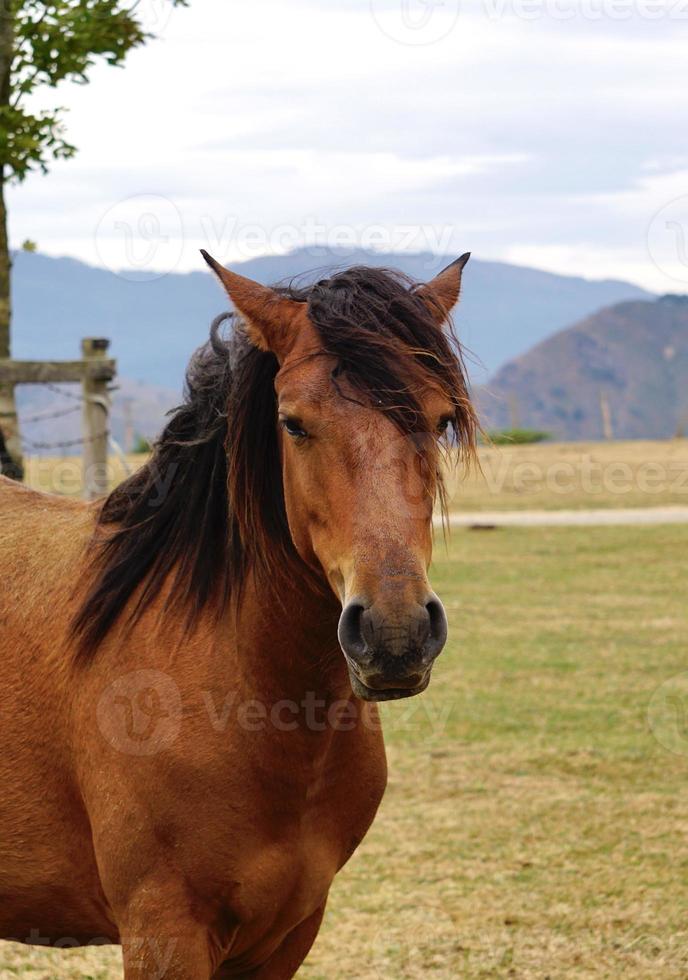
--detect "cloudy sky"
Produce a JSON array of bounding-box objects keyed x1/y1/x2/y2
[{"x1": 8, "y1": 0, "x2": 688, "y2": 292}]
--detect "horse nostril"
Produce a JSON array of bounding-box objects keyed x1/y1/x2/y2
[
  {"x1": 338, "y1": 602, "x2": 367, "y2": 660},
  {"x1": 425, "y1": 595, "x2": 448, "y2": 656}
]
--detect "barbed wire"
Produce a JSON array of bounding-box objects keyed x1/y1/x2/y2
[
  {"x1": 17, "y1": 382, "x2": 114, "y2": 451},
  {"x1": 21, "y1": 430, "x2": 110, "y2": 452},
  {"x1": 42, "y1": 381, "x2": 85, "y2": 402},
  {"x1": 21, "y1": 404, "x2": 81, "y2": 425}
]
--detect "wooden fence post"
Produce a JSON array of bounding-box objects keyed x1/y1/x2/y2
[
  {"x1": 0, "y1": 383, "x2": 23, "y2": 480},
  {"x1": 81, "y1": 338, "x2": 112, "y2": 501},
  {"x1": 599, "y1": 389, "x2": 614, "y2": 441}
]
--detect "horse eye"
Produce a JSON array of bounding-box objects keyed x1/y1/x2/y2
[
  {"x1": 436, "y1": 417, "x2": 452, "y2": 436},
  {"x1": 281, "y1": 418, "x2": 308, "y2": 439}
]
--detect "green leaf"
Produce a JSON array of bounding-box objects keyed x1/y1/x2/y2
[{"x1": 1, "y1": 0, "x2": 189, "y2": 181}]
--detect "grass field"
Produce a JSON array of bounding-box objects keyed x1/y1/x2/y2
[
  {"x1": 446, "y1": 439, "x2": 688, "y2": 512},
  {"x1": 3, "y1": 523, "x2": 687, "y2": 978},
  {"x1": 23, "y1": 438, "x2": 688, "y2": 512}
]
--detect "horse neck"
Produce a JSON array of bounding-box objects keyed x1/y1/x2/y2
[{"x1": 232, "y1": 570, "x2": 349, "y2": 705}]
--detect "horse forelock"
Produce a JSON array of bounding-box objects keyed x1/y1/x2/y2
[{"x1": 72, "y1": 266, "x2": 477, "y2": 659}]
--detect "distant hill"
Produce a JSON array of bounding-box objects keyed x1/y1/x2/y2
[
  {"x1": 481, "y1": 295, "x2": 688, "y2": 440},
  {"x1": 12, "y1": 248, "x2": 650, "y2": 392}
]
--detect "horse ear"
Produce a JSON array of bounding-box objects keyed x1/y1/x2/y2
[
  {"x1": 201, "y1": 250, "x2": 305, "y2": 358},
  {"x1": 418, "y1": 253, "x2": 471, "y2": 326}
]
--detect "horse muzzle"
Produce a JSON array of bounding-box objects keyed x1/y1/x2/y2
[{"x1": 337, "y1": 593, "x2": 448, "y2": 702}]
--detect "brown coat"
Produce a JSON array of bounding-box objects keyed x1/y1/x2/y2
[
  {"x1": 0, "y1": 256, "x2": 475, "y2": 978},
  {"x1": 0, "y1": 477, "x2": 387, "y2": 977}
]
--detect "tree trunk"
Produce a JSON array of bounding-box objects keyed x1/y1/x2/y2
[{"x1": 0, "y1": 2, "x2": 23, "y2": 480}]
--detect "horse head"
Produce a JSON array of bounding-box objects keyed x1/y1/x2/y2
[{"x1": 202, "y1": 251, "x2": 477, "y2": 701}]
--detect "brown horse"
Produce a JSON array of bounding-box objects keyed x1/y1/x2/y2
[{"x1": 0, "y1": 254, "x2": 476, "y2": 979}]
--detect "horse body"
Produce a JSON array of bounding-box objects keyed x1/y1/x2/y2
[
  {"x1": 0, "y1": 478, "x2": 386, "y2": 975},
  {"x1": 0, "y1": 257, "x2": 476, "y2": 977},
  {"x1": 0, "y1": 484, "x2": 113, "y2": 942}
]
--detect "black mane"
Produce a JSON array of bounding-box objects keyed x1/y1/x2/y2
[
  {"x1": 72, "y1": 266, "x2": 477, "y2": 657},
  {"x1": 0, "y1": 427, "x2": 22, "y2": 481}
]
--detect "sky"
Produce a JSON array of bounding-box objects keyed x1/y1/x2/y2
[{"x1": 8, "y1": 0, "x2": 688, "y2": 292}]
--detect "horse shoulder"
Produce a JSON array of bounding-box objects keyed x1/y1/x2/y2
[{"x1": 0, "y1": 478, "x2": 97, "y2": 656}]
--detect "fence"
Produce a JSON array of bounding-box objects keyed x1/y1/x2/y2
[{"x1": 0, "y1": 338, "x2": 116, "y2": 500}]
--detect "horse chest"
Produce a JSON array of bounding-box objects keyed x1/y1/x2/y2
[
  {"x1": 232, "y1": 828, "x2": 336, "y2": 925},
  {"x1": 78, "y1": 685, "x2": 387, "y2": 964},
  {"x1": 156, "y1": 733, "x2": 386, "y2": 966},
  {"x1": 226, "y1": 750, "x2": 384, "y2": 918},
  {"x1": 210, "y1": 759, "x2": 385, "y2": 970}
]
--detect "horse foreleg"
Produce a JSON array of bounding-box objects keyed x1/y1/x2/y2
[
  {"x1": 120, "y1": 924, "x2": 218, "y2": 980},
  {"x1": 119, "y1": 892, "x2": 235, "y2": 980},
  {"x1": 213, "y1": 902, "x2": 327, "y2": 980}
]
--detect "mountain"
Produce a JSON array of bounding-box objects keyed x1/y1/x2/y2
[
  {"x1": 12, "y1": 248, "x2": 651, "y2": 393},
  {"x1": 480, "y1": 295, "x2": 688, "y2": 440}
]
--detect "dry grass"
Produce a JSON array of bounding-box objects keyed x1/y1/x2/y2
[
  {"x1": 23, "y1": 438, "x2": 688, "y2": 513},
  {"x1": 445, "y1": 438, "x2": 688, "y2": 512},
  {"x1": 2, "y1": 524, "x2": 688, "y2": 978},
  {"x1": 23, "y1": 454, "x2": 144, "y2": 498}
]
